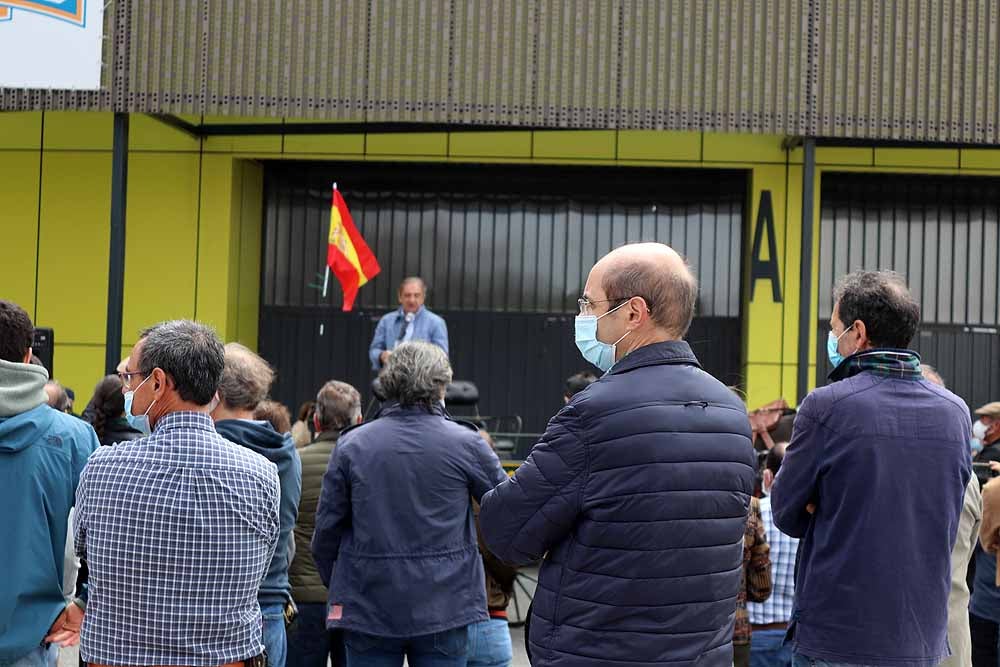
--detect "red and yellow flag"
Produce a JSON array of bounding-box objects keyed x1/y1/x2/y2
[{"x1": 328, "y1": 187, "x2": 380, "y2": 311}]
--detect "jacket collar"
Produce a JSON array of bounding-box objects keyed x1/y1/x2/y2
[
  {"x1": 376, "y1": 400, "x2": 448, "y2": 419},
  {"x1": 828, "y1": 348, "x2": 922, "y2": 383},
  {"x1": 607, "y1": 340, "x2": 701, "y2": 376},
  {"x1": 313, "y1": 429, "x2": 340, "y2": 444},
  {"x1": 154, "y1": 410, "x2": 216, "y2": 434},
  {"x1": 397, "y1": 306, "x2": 424, "y2": 320}
]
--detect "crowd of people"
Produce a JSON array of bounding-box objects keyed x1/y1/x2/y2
[{"x1": 1, "y1": 241, "x2": 998, "y2": 667}]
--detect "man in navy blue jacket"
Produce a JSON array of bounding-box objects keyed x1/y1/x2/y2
[
  {"x1": 312, "y1": 341, "x2": 507, "y2": 666},
  {"x1": 772, "y1": 270, "x2": 971, "y2": 667},
  {"x1": 480, "y1": 243, "x2": 756, "y2": 667}
]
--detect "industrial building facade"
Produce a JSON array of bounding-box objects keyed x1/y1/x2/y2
[{"x1": 3, "y1": 1, "x2": 999, "y2": 438}]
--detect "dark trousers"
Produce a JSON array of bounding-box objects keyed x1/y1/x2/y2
[
  {"x1": 970, "y1": 612, "x2": 998, "y2": 667},
  {"x1": 286, "y1": 602, "x2": 345, "y2": 667}
]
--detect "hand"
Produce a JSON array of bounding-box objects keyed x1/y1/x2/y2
[
  {"x1": 989, "y1": 461, "x2": 1000, "y2": 473},
  {"x1": 379, "y1": 351, "x2": 391, "y2": 364},
  {"x1": 45, "y1": 602, "x2": 84, "y2": 647}
]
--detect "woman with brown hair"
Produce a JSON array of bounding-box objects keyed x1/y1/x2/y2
[{"x1": 86, "y1": 374, "x2": 142, "y2": 447}]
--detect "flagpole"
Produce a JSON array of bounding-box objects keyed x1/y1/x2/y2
[{"x1": 322, "y1": 182, "x2": 338, "y2": 299}]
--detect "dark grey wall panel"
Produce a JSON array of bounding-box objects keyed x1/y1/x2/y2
[{"x1": 259, "y1": 161, "x2": 747, "y2": 438}]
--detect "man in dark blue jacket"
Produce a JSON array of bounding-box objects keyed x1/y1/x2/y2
[
  {"x1": 771, "y1": 270, "x2": 971, "y2": 667},
  {"x1": 212, "y1": 343, "x2": 302, "y2": 667},
  {"x1": 312, "y1": 341, "x2": 507, "y2": 666},
  {"x1": 480, "y1": 243, "x2": 756, "y2": 667}
]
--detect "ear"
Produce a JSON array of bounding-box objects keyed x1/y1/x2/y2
[
  {"x1": 150, "y1": 368, "x2": 169, "y2": 399},
  {"x1": 852, "y1": 319, "x2": 870, "y2": 349},
  {"x1": 762, "y1": 469, "x2": 775, "y2": 490},
  {"x1": 356, "y1": 414, "x2": 363, "y2": 425},
  {"x1": 627, "y1": 296, "x2": 649, "y2": 326},
  {"x1": 22, "y1": 347, "x2": 32, "y2": 364},
  {"x1": 313, "y1": 413, "x2": 321, "y2": 432}
]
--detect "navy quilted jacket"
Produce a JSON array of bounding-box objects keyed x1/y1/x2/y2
[{"x1": 480, "y1": 341, "x2": 755, "y2": 667}]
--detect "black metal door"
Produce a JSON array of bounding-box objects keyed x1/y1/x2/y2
[
  {"x1": 260, "y1": 161, "x2": 747, "y2": 453},
  {"x1": 816, "y1": 172, "x2": 1000, "y2": 409}
]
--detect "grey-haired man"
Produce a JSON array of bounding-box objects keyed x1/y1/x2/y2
[{"x1": 75, "y1": 320, "x2": 280, "y2": 667}]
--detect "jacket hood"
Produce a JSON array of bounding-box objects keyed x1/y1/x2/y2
[
  {"x1": 214, "y1": 418, "x2": 295, "y2": 463},
  {"x1": 0, "y1": 404, "x2": 56, "y2": 453},
  {"x1": 0, "y1": 358, "x2": 48, "y2": 418}
]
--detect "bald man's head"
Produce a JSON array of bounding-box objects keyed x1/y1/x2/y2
[{"x1": 596, "y1": 243, "x2": 698, "y2": 338}]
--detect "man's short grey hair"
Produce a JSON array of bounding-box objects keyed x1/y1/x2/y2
[
  {"x1": 137, "y1": 320, "x2": 225, "y2": 406},
  {"x1": 217, "y1": 342, "x2": 275, "y2": 411},
  {"x1": 315, "y1": 380, "x2": 362, "y2": 431},
  {"x1": 45, "y1": 380, "x2": 70, "y2": 411},
  {"x1": 379, "y1": 342, "x2": 452, "y2": 407}
]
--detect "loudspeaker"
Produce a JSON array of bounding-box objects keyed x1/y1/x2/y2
[{"x1": 32, "y1": 327, "x2": 54, "y2": 377}]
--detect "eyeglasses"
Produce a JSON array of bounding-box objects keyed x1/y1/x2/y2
[
  {"x1": 578, "y1": 297, "x2": 626, "y2": 315},
  {"x1": 118, "y1": 370, "x2": 148, "y2": 390},
  {"x1": 577, "y1": 295, "x2": 652, "y2": 315}
]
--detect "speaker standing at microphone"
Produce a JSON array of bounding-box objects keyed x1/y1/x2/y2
[{"x1": 368, "y1": 277, "x2": 449, "y2": 371}]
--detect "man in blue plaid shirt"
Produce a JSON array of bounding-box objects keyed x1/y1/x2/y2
[
  {"x1": 748, "y1": 443, "x2": 798, "y2": 667},
  {"x1": 74, "y1": 320, "x2": 280, "y2": 667}
]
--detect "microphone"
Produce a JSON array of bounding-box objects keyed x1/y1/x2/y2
[{"x1": 396, "y1": 311, "x2": 415, "y2": 344}]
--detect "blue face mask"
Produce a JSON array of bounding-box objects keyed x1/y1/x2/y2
[
  {"x1": 971, "y1": 438, "x2": 985, "y2": 455},
  {"x1": 575, "y1": 301, "x2": 631, "y2": 372},
  {"x1": 123, "y1": 374, "x2": 155, "y2": 437},
  {"x1": 826, "y1": 325, "x2": 855, "y2": 368}
]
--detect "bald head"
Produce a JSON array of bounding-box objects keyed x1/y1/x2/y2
[
  {"x1": 594, "y1": 243, "x2": 698, "y2": 338},
  {"x1": 921, "y1": 364, "x2": 945, "y2": 388}
]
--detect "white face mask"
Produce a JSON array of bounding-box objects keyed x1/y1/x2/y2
[{"x1": 973, "y1": 420, "x2": 990, "y2": 442}]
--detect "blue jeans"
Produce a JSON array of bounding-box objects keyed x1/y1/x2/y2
[
  {"x1": 286, "y1": 602, "x2": 345, "y2": 667},
  {"x1": 792, "y1": 653, "x2": 872, "y2": 667},
  {"x1": 751, "y1": 630, "x2": 793, "y2": 667},
  {"x1": 344, "y1": 626, "x2": 469, "y2": 667},
  {"x1": 0, "y1": 645, "x2": 58, "y2": 667},
  {"x1": 466, "y1": 619, "x2": 512, "y2": 667},
  {"x1": 262, "y1": 603, "x2": 288, "y2": 667}
]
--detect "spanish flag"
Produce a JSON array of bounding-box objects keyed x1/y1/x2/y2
[{"x1": 328, "y1": 186, "x2": 380, "y2": 311}]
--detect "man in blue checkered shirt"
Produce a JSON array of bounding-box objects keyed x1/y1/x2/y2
[
  {"x1": 748, "y1": 443, "x2": 799, "y2": 667},
  {"x1": 74, "y1": 320, "x2": 280, "y2": 667}
]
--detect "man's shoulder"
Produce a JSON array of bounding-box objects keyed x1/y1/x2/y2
[
  {"x1": 421, "y1": 308, "x2": 446, "y2": 325},
  {"x1": 90, "y1": 429, "x2": 277, "y2": 477},
  {"x1": 378, "y1": 309, "x2": 401, "y2": 323},
  {"x1": 47, "y1": 409, "x2": 97, "y2": 444},
  {"x1": 213, "y1": 434, "x2": 281, "y2": 478}
]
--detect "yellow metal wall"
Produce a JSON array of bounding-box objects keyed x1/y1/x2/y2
[
  {"x1": 4, "y1": 111, "x2": 1000, "y2": 411},
  {"x1": 0, "y1": 112, "x2": 263, "y2": 403}
]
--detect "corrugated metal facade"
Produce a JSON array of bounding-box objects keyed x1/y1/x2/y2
[
  {"x1": 2, "y1": 1, "x2": 999, "y2": 143},
  {"x1": 816, "y1": 172, "x2": 1000, "y2": 408}
]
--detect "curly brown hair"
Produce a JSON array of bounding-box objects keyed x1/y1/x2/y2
[{"x1": 89, "y1": 374, "x2": 126, "y2": 442}]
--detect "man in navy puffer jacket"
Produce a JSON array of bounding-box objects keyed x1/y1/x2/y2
[{"x1": 481, "y1": 243, "x2": 756, "y2": 667}]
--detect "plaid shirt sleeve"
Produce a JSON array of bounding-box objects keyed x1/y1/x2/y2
[{"x1": 73, "y1": 457, "x2": 92, "y2": 562}]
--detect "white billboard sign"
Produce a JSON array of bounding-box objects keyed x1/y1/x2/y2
[{"x1": 0, "y1": 0, "x2": 104, "y2": 89}]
